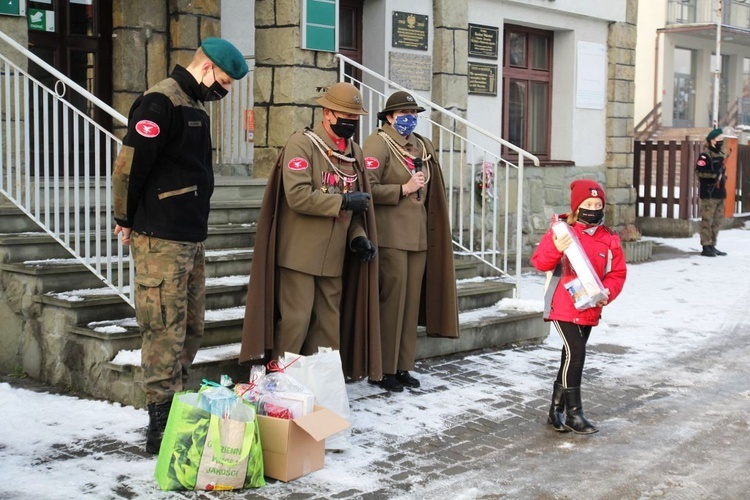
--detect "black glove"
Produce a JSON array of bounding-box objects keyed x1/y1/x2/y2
[
  {"x1": 351, "y1": 236, "x2": 377, "y2": 262},
  {"x1": 341, "y1": 191, "x2": 371, "y2": 213}
]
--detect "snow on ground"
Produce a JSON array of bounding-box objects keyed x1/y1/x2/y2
[{"x1": 1, "y1": 225, "x2": 749, "y2": 498}]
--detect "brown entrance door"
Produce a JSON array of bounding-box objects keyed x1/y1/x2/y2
[
  {"x1": 339, "y1": 0, "x2": 363, "y2": 85},
  {"x1": 26, "y1": 0, "x2": 113, "y2": 174}
]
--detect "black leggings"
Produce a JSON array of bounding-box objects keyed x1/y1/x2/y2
[{"x1": 553, "y1": 320, "x2": 593, "y2": 388}]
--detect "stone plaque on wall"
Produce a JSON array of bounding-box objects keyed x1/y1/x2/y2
[
  {"x1": 469, "y1": 24, "x2": 499, "y2": 60},
  {"x1": 468, "y1": 62, "x2": 497, "y2": 96},
  {"x1": 389, "y1": 52, "x2": 432, "y2": 91},
  {"x1": 392, "y1": 11, "x2": 428, "y2": 51}
]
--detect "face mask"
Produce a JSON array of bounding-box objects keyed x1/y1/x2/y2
[
  {"x1": 392, "y1": 114, "x2": 418, "y2": 136},
  {"x1": 712, "y1": 140, "x2": 724, "y2": 152},
  {"x1": 577, "y1": 207, "x2": 604, "y2": 225},
  {"x1": 200, "y1": 69, "x2": 229, "y2": 102},
  {"x1": 330, "y1": 116, "x2": 358, "y2": 139}
]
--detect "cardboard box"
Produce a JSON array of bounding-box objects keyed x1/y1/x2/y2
[{"x1": 256, "y1": 406, "x2": 351, "y2": 482}]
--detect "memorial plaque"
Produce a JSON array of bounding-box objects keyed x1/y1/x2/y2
[
  {"x1": 389, "y1": 52, "x2": 432, "y2": 91},
  {"x1": 469, "y1": 24, "x2": 499, "y2": 60},
  {"x1": 468, "y1": 63, "x2": 498, "y2": 96},
  {"x1": 392, "y1": 11, "x2": 428, "y2": 51}
]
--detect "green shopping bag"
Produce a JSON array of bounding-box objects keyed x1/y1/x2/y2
[{"x1": 154, "y1": 392, "x2": 265, "y2": 491}]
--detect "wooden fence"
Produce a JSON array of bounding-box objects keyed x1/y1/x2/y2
[{"x1": 634, "y1": 140, "x2": 750, "y2": 219}]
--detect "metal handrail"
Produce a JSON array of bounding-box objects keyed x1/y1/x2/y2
[
  {"x1": 0, "y1": 30, "x2": 132, "y2": 305},
  {"x1": 0, "y1": 31, "x2": 127, "y2": 125},
  {"x1": 335, "y1": 54, "x2": 539, "y2": 295}
]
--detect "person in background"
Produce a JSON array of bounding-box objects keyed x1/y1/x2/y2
[
  {"x1": 531, "y1": 180, "x2": 627, "y2": 434},
  {"x1": 240, "y1": 82, "x2": 382, "y2": 383},
  {"x1": 696, "y1": 128, "x2": 728, "y2": 257},
  {"x1": 362, "y1": 91, "x2": 459, "y2": 393},
  {"x1": 113, "y1": 38, "x2": 248, "y2": 454}
]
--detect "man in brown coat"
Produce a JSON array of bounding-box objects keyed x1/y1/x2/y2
[
  {"x1": 363, "y1": 91, "x2": 459, "y2": 392},
  {"x1": 240, "y1": 83, "x2": 382, "y2": 381}
]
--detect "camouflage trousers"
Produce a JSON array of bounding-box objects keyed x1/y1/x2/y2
[
  {"x1": 699, "y1": 198, "x2": 724, "y2": 246},
  {"x1": 131, "y1": 232, "x2": 206, "y2": 405}
]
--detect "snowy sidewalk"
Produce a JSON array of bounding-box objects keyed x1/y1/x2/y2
[{"x1": 2, "y1": 226, "x2": 750, "y2": 499}]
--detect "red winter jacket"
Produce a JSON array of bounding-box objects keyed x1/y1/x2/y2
[{"x1": 531, "y1": 219, "x2": 627, "y2": 326}]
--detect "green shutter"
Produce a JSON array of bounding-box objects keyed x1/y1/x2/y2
[{"x1": 303, "y1": 0, "x2": 336, "y2": 52}]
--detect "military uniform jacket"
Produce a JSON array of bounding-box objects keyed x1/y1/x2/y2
[
  {"x1": 695, "y1": 148, "x2": 727, "y2": 200},
  {"x1": 276, "y1": 123, "x2": 367, "y2": 276},
  {"x1": 240, "y1": 125, "x2": 382, "y2": 381},
  {"x1": 363, "y1": 126, "x2": 459, "y2": 339},
  {"x1": 113, "y1": 65, "x2": 213, "y2": 242}
]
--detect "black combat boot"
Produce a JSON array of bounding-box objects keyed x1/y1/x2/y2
[
  {"x1": 701, "y1": 245, "x2": 716, "y2": 257},
  {"x1": 547, "y1": 382, "x2": 568, "y2": 432},
  {"x1": 146, "y1": 400, "x2": 172, "y2": 454},
  {"x1": 562, "y1": 387, "x2": 598, "y2": 434},
  {"x1": 711, "y1": 245, "x2": 727, "y2": 256},
  {"x1": 369, "y1": 374, "x2": 404, "y2": 392},
  {"x1": 396, "y1": 370, "x2": 420, "y2": 388}
]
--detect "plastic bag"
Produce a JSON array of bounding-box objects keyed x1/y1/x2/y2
[
  {"x1": 281, "y1": 348, "x2": 351, "y2": 450},
  {"x1": 154, "y1": 391, "x2": 264, "y2": 491}
]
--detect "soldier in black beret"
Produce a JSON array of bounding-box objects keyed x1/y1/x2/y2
[{"x1": 113, "y1": 37, "x2": 248, "y2": 454}]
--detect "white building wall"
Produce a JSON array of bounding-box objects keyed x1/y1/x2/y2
[
  {"x1": 362, "y1": 0, "x2": 434, "y2": 139},
  {"x1": 634, "y1": 0, "x2": 666, "y2": 125},
  {"x1": 466, "y1": 0, "x2": 614, "y2": 167}
]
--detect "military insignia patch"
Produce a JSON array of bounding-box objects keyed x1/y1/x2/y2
[
  {"x1": 288, "y1": 157, "x2": 309, "y2": 170},
  {"x1": 135, "y1": 120, "x2": 160, "y2": 138},
  {"x1": 365, "y1": 157, "x2": 380, "y2": 170},
  {"x1": 697, "y1": 159, "x2": 706, "y2": 166}
]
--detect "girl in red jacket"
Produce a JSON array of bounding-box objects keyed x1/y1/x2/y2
[{"x1": 531, "y1": 180, "x2": 627, "y2": 434}]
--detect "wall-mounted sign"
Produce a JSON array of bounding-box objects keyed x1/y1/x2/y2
[
  {"x1": 0, "y1": 0, "x2": 26, "y2": 16},
  {"x1": 302, "y1": 0, "x2": 336, "y2": 52},
  {"x1": 468, "y1": 63, "x2": 498, "y2": 96},
  {"x1": 392, "y1": 11, "x2": 428, "y2": 51},
  {"x1": 389, "y1": 52, "x2": 432, "y2": 91},
  {"x1": 469, "y1": 24, "x2": 499, "y2": 60},
  {"x1": 576, "y1": 41, "x2": 606, "y2": 109},
  {"x1": 28, "y1": 8, "x2": 54, "y2": 32}
]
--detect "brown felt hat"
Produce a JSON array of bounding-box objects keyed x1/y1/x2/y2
[
  {"x1": 315, "y1": 82, "x2": 368, "y2": 115},
  {"x1": 377, "y1": 91, "x2": 426, "y2": 121}
]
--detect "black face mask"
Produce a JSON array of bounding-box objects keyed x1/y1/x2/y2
[
  {"x1": 711, "y1": 140, "x2": 724, "y2": 152},
  {"x1": 577, "y1": 207, "x2": 604, "y2": 225},
  {"x1": 200, "y1": 69, "x2": 229, "y2": 102},
  {"x1": 330, "y1": 116, "x2": 358, "y2": 139}
]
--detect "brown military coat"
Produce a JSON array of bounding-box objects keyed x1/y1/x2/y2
[
  {"x1": 239, "y1": 124, "x2": 382, "y2": 381},
  {"x1": 363, "y1": 125, "x2": 459, "y2": 339}
]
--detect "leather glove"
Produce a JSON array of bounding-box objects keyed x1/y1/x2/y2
[
  {"x1": 341, "y1": 191, "x2": 371, "y2": 213},
  {"x1": 351, "y1": 236, "x2": 377, "y2": 262}
]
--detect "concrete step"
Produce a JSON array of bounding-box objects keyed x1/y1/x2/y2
[
  {"x1": 89, "y1": 304, "x2": 545, "y2": 407},
  {"x1": 0, "y1": 225, "x2": 257, "y2": 263},
  {"x1": 0, "y1": 248, "x2": 254, "y2": 292},
  {"x1": 37, "y1": 276, "x2": 249, "y2": 325}
]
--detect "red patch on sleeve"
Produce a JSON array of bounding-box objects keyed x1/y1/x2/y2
[
  {"x1": 135, "y1": 120, "x2": 160, "y2": 138},
  {"x1": 365, "y1": 157, "x2": 380, "y2": 170},
  {"x1": 287, "y1": 157, "x2": 309, "y2": 171},
  {"x1": 697, "y1": 159, "x2": 706, "y2": 167}
]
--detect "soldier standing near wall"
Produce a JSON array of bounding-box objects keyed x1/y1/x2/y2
[
  {"x1": 240, "y1": 83, "x2": 382, "y2": 382},
  {"x1": 112, "y1": 38, "x2": 248, "y2": 454},
  {"x1": 362, "y1": 91, "x2": 459, "y2": 392},
  {"x1": 696, "y1": 128, "x2": 729, "y2": 257}
]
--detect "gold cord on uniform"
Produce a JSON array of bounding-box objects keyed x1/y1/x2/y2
[
  {"x1": 303, "y1": 128, "x2": 358, "y2": 193},
  {"x1": 377, "y1": 130, "x2": 432, "y2": 185}
]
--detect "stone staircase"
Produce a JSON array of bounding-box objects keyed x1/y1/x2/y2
[{"x1": 0, "y1": 178, "x2": 546, "y2": 408}]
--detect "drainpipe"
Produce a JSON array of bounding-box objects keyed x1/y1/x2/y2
[
  {"x1": 712, "y1": 0, "x2": 723, "y2": 127},
  {"x1": 654, "y1": 31, "x2": 659, "y2": 110}
]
